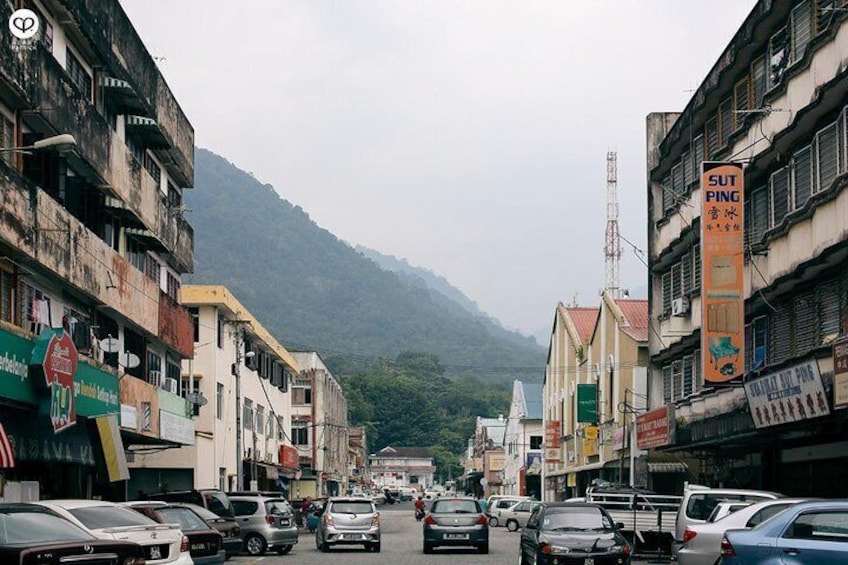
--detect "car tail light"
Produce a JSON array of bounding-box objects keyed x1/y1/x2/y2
[
  {"x1": 720, "y1": 537, "x2": 736, "y2": 557},
  {"x1": 477, "y1": 514, "x2": 488, "y2": 526},
  {"x1": 371, "y1": 513, "x2": 381, "y2": 527},
  {"x1": 424, "y1": 515, "x2": 436, "y2": 526},
  {"x1": 180, "y1": 535, "x2": 189, "y2": 553},
  {"x1": 540, "y1": 543, "x2": 552, "y2": 554},
  {"x1": 266, "y1": 514, "x2": 276, "y2": 525},
  {"x1": 622, "y1": 544, "x2": 631, "y2": 556},
  {"x1": 682, "y1": 529, "x2": 698, "y2": 543},
  {"x1": 324, "y1": 513, "x2": 334, "y2": 526}
]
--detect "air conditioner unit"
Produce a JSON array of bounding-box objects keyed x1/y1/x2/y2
[
  {"x1": 671, "y1": 296, "x2": 690, "y2": 317},
  {"x1": 164, "y1": 377, "x2": 178, "y2": 394},
  {"x1": 148, "y1": 370, "x2": 162, "y2": 387}
]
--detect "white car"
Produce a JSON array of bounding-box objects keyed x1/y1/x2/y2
[
  {"x1": 677, "y1": 498, "x2": 808, "y2": 565},
  {"x1": 35, "y1": 500, "x2": 192, "y2": 565}
]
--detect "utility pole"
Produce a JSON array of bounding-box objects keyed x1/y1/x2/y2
[
  {"x1": 605, "y1": 151, "x2": 623, "y2": 298},
  {"x1": 228, "y1": 319, "x2": 253, "y2": 492}
]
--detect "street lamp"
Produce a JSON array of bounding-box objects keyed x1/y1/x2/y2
[{"x1": 0, "y1": 133, "x2": 77, "y2": 154}]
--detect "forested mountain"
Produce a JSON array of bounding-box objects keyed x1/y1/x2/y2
[{"x1": 187, "y1": 149, "x2": 545, "y2": 383}]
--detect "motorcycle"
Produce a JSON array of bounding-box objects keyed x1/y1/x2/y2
[{"x1": 415, "y1": 506, "x2": 425, "y2": 521}]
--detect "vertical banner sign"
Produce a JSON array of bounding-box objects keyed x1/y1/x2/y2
[
  {"x1": 545, "y1": 421, "x2": 561, "y2": 463},
  {"x1": 31, "y1": 329, "x2": 79, "y2": 433},
  {"x1": 833, "y1": 337, "x2": 848, "y2": 409},
  {"x1": 576, "y1": 384, "x2": 598, "y2": 423},
  {"x1": 701, "y1": 162, "x2": 745, "y2": 383}
]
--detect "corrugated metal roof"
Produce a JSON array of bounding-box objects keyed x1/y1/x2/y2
[
  {"x1": 566, "y1": 307, "x2": 600, "y2": 344},
  {"x1": 522, "y1": 382, "x2": 544, "y2": 420},
  {"x1": 616, "y1": 299, "x2": 649, "y2": 343}
]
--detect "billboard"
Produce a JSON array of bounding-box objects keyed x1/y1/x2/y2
[
  {"x1": 701, "y1": 162, "x2": 745, "y2": 383},
  {"x1": 636, "y1": 406, "x2": 671, "y2": 449},
  {"x1": 577, "y1": 384, "x2": 597, "y2": 423},
  {"x1": 544, "y1": 421, "x2": 561, "y2": 463},
  {"x1": 744, "y1": 360, "x2": 830, "y2": 428},
  {"x1": 834, "y1": 337, "x2": 848, "y2": 409}
]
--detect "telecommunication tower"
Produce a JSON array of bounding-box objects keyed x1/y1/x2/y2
[{"x1": 604, "y1": 151, "x2": 622, "y2": 298}]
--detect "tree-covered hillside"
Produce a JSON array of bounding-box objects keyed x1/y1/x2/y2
[{"x1": 187, "y1": 148, "x2": 545, "y2": 383}]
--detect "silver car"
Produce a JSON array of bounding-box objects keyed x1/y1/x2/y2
[
  {"x1": 229, "y1": 495, "x2": 298, "y2": 556},
  {"x1": 316, "y1": 497, "x2": 381, "y2": 553},
  {"x1": 499, "y1": 500, "x2": 543, "y2": 532}
]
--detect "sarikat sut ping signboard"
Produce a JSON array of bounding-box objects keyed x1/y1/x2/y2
[
  {"x1": 701, "y1": 162, "x2": 745, "y2": 384},
  {"x1": 744, "y1": 360, "x2": 830, "y2": 429}
]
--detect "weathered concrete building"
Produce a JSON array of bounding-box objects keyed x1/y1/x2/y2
[
  {"x1": 0, "y1": 0, "x2": 195, "y2": 500},
  {"x1": 647, "y1": 0, "x2": 848, "y2": 496}
]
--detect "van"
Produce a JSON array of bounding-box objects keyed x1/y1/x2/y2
[{"x1": 674, "y1": 484, "x2": 782, "y2": 545}]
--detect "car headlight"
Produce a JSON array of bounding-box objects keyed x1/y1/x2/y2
[{"x1": 549, "y1": 545, "x2": 571, "y2": 554}]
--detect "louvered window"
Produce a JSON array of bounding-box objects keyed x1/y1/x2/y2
[
  {"x1": 672, "y1": 360, "x2": 683, "y2": 403},
  {"x1": 693, "y1": 349, "x2": 702, "y2": 393},
  {"x1": 792, "y1": 145, "x2": 813, "y2": 210},
  {"x1": 751, "y1": 55, "x2": 767, "y2": 109},
  {"x1": 693, "y1": 134, "x2": 705, "y2": 178},
  {"x1": 734, "y1": 79, "x2": 749, "y2": 132},
  {"x1": 682, "y1": 355, "x2": 694, "y2": 398},
  {"x1": 662, "y1": 174, "x2": 673, "y2": 212},
  {"x1": 819, "y1": 280, "x2": 841, "y2": 338},
  {"x1": 662, "y1": 365, "x2": 673, "y2": 405},
  {"x1": 720, "y1": 97, "x2": 733, "y2": 148},
  {"x1": 791, "y1": 1, "x2": 813, "y2": 63},
  {"x1": 706, "y1": 116, "x2": 719, "y2": 159},
  {"x1": 771, "y1": 167, "x2": 790, "y2": 226},
  {"x1": 692, "y1": 244, "x2": 702, "y2": 293},
  {"x1": 0, "y1": 269, "x2": 12, "y2": 323},
  {"x1": 749, "y1": 186, "x2": 770, "y2": 244},
  {"x1": 769, "y1": 27, "x2": 789, "y2": 87},
  {"x1": 662, "y1": 271, "x2": 672, "y2": 315},
  {"x1": 752, "y1": 316, "x2": 768, "y2": 371},
  {"x1": 745, "y1": 321, "x2": 754, "y2": 372},
  {"x1": 794, "y1": 292, "x2": 817, "y2": 354},
  {"x1": 671, "y1": 263, "x2": 682, "y2": 300},
  {"x1": 682, "y1": 151, "x2": 693, "y2": 188},
  {"x1": 681, "y1": 252, "x2": 692, "y2": 295},
  {"x1": 816, "y1": 121, "x2": 839, "y2": 193},
  {"x1": 672, "y1": 164, "x2": 684, "y2": 198},
  {"x1": 770, "y1": 305, "x2": 793, "y2": 364},
  {"x1": 817, "y1": 0, "x2": 838, "y2": 33},
  {"x1": 840, "y1": 109, "x2": 847, "y2": 176}
]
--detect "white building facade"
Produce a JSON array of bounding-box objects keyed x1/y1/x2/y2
[
  {"x1": 369, "y1": 447, "x2": 435, "y2": 490},
  {"x1": 501, "y1": 381, "x2": 544, "y2": 498}
]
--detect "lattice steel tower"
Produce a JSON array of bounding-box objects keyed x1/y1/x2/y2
[{"x1": 605, "y1": 151, "x2": 622, "y2": 298}]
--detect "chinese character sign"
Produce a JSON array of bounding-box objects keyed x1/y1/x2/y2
[
  {"x1": 833, "y1": 337, "x2": 848, "y2": 409},
  {"x1": 701, "y1": 162, "x2": 745, "y2": 383}
]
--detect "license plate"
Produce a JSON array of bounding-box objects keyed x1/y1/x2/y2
[
  {"x1": 584, "y1": 559, "x2": 594, "y2": 565},
  {"x1": 340, "y1": 534, "x2": 364, "y2": 540},
  {"x1": 444, "y1": 533, "x2": 469, "y2": 540},
  {"x1": 149, "y1": 545, "x2": 162, "y2": 560},
  {"x1": 191, "y1": 543, "x2": 206, "y2": 550}
]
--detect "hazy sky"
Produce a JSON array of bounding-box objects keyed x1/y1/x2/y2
[{"x1": 122, "y1": 1, "x2": 755, "y2": 339}]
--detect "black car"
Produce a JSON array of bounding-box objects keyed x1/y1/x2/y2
[
  {"x1": 0, "y1": 503, "x2": 146, "y2": 564},
  {"x1": 126, "y1": 501, "x2": 225, "y2": 564},
  {"x1": 518, "y1": 502, "x2": 631, "y2": 565}
]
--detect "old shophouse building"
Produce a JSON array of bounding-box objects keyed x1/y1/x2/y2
[
  {"x1": 647, "y1": 0, "x2": 848, "y2": 496},
  {"x1": 0, "y1": 0, "x2": 195, "y2": 501}
]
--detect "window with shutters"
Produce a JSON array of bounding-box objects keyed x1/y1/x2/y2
[
  {"x1": 750, "y1": 186, "x2": 770, "y2": 244},
  {"x1": 816, "y1": 121, "x2": 838, "y2": 193},
  {"x1": 662, "y1": 174, "x2": 673, "y2": 212},
  {"x1": 672, "y1": 163, "x2": 684, "y2": 198},
  {"x1": 671, "y1": 263, "x2": 682, "y2": 300},
  {"x1": 791, "y1": 1, "x2": 813, "y2": 64},
  {"x1": 0, "y1": 113, "x2": 13, "y2": 168},
  {"x1": 794, "y1": 293, "x2": 816, "y2": 354},
  {"x1": 751, "y1": 54, "x2": 767, "y2": 110},
  {"x1": 682, "y1": 355, "x2": 694, "y2": 398},
  {"x1": 752, "y1": 316, "x2": 768, "y2": 371},
  {"x1": 692, "y1": 244, "x2": 702, "y2": 293},
  {"x1": 840, "y1": 109, "x2": 847, "y2": 176},
  {"x1": 792, "y1": 145, "x2": 813, "y2": 211},
  {"x1": 0, "y1": 269, "x2": 13, "y2": 323},
  {"x1": 770, "y1": 305, "x2": 793, "y2": 365},
  {"x1": 662, "y1": 365, "x2": 673, "y2": 405},
  {"x1": 770, "y1": 167, "x2": 790, "y2": 226},
  {"x1": 662, "y1": 271, "x2": 672, "y2": 315},
  {"x1": 705, "y1": 115, "x2": 719, "y2": 159},
  {"x1": 682, "y1": 151, "x2": 694, "y2": 189},
  {"x1": 672, "y1": 360, "x2": 683, "y2": 402},
  {"x1": 681, "y1": 252, "x2": 692, "y2": 295},
  {"x1": 256, "y1": 405, "x2": 265, "y2": 436},
  {"x1": 244, "y1": 398, "x2": 254, "y2": 431},
  {"x1": 693, "y1": 134, "x2": 705, "y2": 179},
  {"x1": 734, "y1": 78, "x2": 749, "y2": 132},
  {"x1": 693, "y1": 350, "x2": 702, "y2": 393},
  {"x1": 770, "y1": 26, "x2": 789, "y2": 88},
  {"x1": 819, "y1": 280, "x2": 841, "y2": 338},
  {"x1": 816, "y1": 0, "x2": 838, "y2": 33},
  {"x1": 720, "y1": 96, "x2": 733, "y2": 148}
]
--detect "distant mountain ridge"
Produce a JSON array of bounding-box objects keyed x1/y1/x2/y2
[{"x1": 186, "y1": 148, "x2": 545, "y2": 382}]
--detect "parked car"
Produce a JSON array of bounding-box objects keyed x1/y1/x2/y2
[
  {"x1": 0, "y1": 503, "x2": 146, "y2": 565},
  {"x1": 500, "y1": 500, "x2": 543, "y2": 532},
  {"x1": 35, "y1": 499, "x2": 191, "y2": 564},
  {"x1": 316, "y1": 496, "x2": 381, "y2": 552},
  {"x1": 143, "y1": 489, "x2": 237, "y2": 523},
  {"x1": 673, "y1": 485, "x2": 782, "y2": 554},
  {"x1": 371, "y1": 491, "x2": 387, "y2": 506},
  {"x1": 423, "y1": 497, "x2": 488, "y2": 554},
  {"x1": 721, "y1": 500, "x2": 848, "y2": 564},
  {"x1": 705, "y1": 500, "x2": 751, "y2": 523},
  {"x1": 125, "y1": 501, "x2": 225, "y2": 564},
  {"x1": 228, "y1": 494, "x2": 298, "y2": 556},
  {"x1": 487, "y1": 497, "x2": 526, "y2": 527},
  {"x1": 398, "y1": 486, "x2": 417, "y2": 501},
  {"x1": 518, "y1": 502, "x2": 631, "y2": 565},
  {"x1": 677, "y1": 498, "x2": 808, "y2": 565},
  {"x1": 173, "y1": 502, "x2": 241, "y2": 560}
]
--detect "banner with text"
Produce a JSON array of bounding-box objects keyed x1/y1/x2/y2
[
  {"x1": 544, "y1": 420, "x2": 561, "y2": 463},
  {"x1": 577, "y1": 384, "x2": 598, "y2": 423},
  {"x1": 636, "y1": 406, "x2": 672, "y2": 449},
  {"x1": 834, "y1": 337, "x2": 848, "y2": 409},
  {"x1": 701, "y1": 162, "x2": 745, "y2": 383},
  {"x1": 744, "y1": 360, "x2": 829, "y2": 428}
]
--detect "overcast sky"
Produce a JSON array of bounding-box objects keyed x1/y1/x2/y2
[{"x1": 122, "y1": 1, "x2": 756, "y2": 340}]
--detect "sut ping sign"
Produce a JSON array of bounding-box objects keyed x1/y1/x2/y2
[{"x1": 31, "y1": 329, "x2": 79, "y2": 433}]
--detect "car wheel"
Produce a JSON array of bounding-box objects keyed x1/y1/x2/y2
[
  {"x1": 276, "y1": 544, "x2": 293, "y2": 555},
  {"x1": 478, "y1": 542, "x2": 489, "y2": 554},
  {"x1": 507, "y1": 519, "x2": 520, "y2": 532},
  {"x1": 423, "y1": 541, "x2": 434, "y2": 554},
  {"x1": 244, "y1": 534, "x2": 267, "y2": 556},
  {"x1": 489, "y1": 517, "x2": 499, "y2": 527}
]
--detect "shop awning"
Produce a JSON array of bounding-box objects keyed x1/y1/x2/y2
[
  {"x1": 100, "y1": 76, "x2": 145, "y2": 112},
  {"x1": 0, "y1": 423, "x2": 14, "y2": 468},
  {"x1": 648, "y1": 462, "x2": 688, "y2": 474},
  {"x1": 125, "y1": 227, "x2": 167, "y2": 252},
  {"x1": 96, "y1": 415, "x2": 129, "y2": 482},
  {"x1": 125, "y1": 115, "x2": 169, "y2": 148}
]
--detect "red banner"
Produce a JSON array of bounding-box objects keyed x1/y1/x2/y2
[
  {"x1": 545, "y1": 421, "x2": 561, "y2": 449},
  {"x1": 636, "y1": 406, "x2": 671, "y2": 449},
  {"x1": 279, "y1": 444, "x2": 299, "y2": 470}
]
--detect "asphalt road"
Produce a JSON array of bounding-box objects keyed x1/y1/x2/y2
[{"x1": 229, "y1": 500, "x2": 662, "y2": 565}]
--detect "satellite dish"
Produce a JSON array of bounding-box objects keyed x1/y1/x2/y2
[
  {"x1": 186, "y1": 391, "x2": 208, "y2": 406},
  {"x1": 120, "y1": 351, "x2": 140, "y2": 369},
  {"x1": 101, "y1": 337, "x2": 120, "y2": 353}
]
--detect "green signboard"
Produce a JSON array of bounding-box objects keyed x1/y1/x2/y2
[
  {"x1": 577, "y1": 384, "x2": 598, "y2": 424},
  {"x1": 0, "y1": 327, "x2": 39, "y2": 405}
]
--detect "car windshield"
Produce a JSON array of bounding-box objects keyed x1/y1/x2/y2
[
  {"x1": 686, "y1": 494, "x2": 773, "y2": 521},
  {"x1": 265, "y1": 500, "x2": 292, "y2": 515},
  {"x1": 69, "y1": 505, "x2": 158, "y2": 529},
  {"x1": 542, "y1": 507, "x2": 614, "y2": 531},
  {"x1": 157, "y1": 507, "x2": 208, "y2": 531},
  {"x1": 330, "y1": 502, "x2": 373, "y2": 514},
  {"x1": 431, "y1": 500, "x2": 480, "y2": 514},
  {"x1": 203, "y1": 492, "x2": 235, "y2": 519},
  {"x1": 0, "y1": 509, "x2": 93, "y2": 544}
]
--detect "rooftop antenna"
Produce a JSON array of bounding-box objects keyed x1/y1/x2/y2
[{"x1": 605, "y1": 151, "x2": 622, "y2": 298}]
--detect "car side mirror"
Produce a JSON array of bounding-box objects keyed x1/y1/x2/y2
[{"x1": 615, "y1": 522, "x2": 625, "y2": 530}]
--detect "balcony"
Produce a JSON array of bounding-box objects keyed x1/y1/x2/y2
[
  {"x1": 0, "y1": 3, "x2": 27, "y2": 103},
  {"x1": 159, "y1": 292, "x2": 194, "y2": 358}
]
